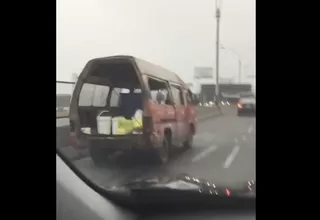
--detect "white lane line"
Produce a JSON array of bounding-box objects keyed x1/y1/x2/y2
[
  {"x1": 248, "y1": 125, "x2": 253, "y2": 134},
  {"x1": 203, "y1": 133, "x2": 216, "y2": 142},
  {"x1": 242, "y1": 135, "x2": 246, "y2": 141},
  {"x1": 194, "y1": 133, "x2": 216, "y2": 142},
  {"x1": 223, "y1": 145, "x2": 240, "y2": 168},
  {"x1": 191, "y1": 145, "x2": 218, "y2": 163}
]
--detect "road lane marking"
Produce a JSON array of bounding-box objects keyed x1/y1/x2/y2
[
  {"x1": 194, "y1": 133, "x2": 216, "y2": 142},
  {"x1": 191, "y1": 145, "x2": 218, "y2": 163},
  {"x1": 203, "y1": 134, "x2": 216, "y2": 142},
  {"x1": 242, "y1": 135, "x2": 246, "y2": 141},
  {"x1": 223, "y1": 145, "x2": 240, "y2": 168},
  {"x1": 248, "y1": 125, "x2": 253, "y2": 134}
]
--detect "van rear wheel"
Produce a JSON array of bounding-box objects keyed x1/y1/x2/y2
[
  {"x1": 184, "y1": 125, "x2": 194, "y2": 149},
  {"x1": 154, "y1": 135, "x2": 170, "y2": 165}
]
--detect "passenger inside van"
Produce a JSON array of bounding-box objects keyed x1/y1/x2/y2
[
  {"x1": 156, "y1": 89, "x2": 165, "y2": 104},
  {"x1": 118, "y1": 91, "x2": 142, "y2": 119}
]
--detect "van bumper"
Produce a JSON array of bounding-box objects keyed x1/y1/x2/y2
[{"x1": 84, "y1": 133, "x2": 161, "y2": 151}]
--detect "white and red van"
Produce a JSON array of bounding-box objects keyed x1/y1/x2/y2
[{"x1": 69, "y1": 56, "x2": 198, "y2": 165}]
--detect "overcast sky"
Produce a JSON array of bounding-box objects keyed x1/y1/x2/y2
[{"x1": 57, "y1": 0, "x2": 255, "y2": 88}]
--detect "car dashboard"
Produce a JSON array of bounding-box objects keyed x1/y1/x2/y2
[{"x1": 56, "y1": 154, "x2": 255, "y2": 220}]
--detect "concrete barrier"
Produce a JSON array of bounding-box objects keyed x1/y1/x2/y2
[
  {"x1": 57, "y1": 111, "x2": 69, "y2": 118},
  {"x1": 56, "y1": 106, "x2": 223, "y2": 159},
  {"x1": 196, "y1": 106, "x2": 221, "y2": 120}
]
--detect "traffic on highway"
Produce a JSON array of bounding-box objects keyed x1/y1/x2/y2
[
  {"x1": 56, "y1": 63, "x2": 255, "y2": 218},
  {"x1": 61, "y1": 105, "x2": 255, "y2": 187},
  {"x1": 56, "y1": 0, "x2": 255, "y2": 218},
  {"x1": 57, "y1": 56, "x2": 255, "y2": 189}
]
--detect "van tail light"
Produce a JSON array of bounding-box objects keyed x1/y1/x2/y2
[
  {"x1": 143, "y1": 116, "x2": 153, "y2": 134},
  {"x1": 70, "y1": 120, "x2": 75, "y2": 132},
  {"x1": 69, "y1": 132, "x2": 79, "y2": 149},
  {"x1": 237, "y1": 103, "x2": 243, "y2": 108},
  {"x1": 143, "y1": 100, "x2": 154, "y2": 134},
  {"x1": 69, "y1": 120, "x2": 79, "y2": 148}
]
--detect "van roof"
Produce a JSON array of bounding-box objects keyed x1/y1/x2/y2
[
  {"x1": 88, "y1": 55, "x2": 188, "y2": 89},
  {"x1": 134, "y1": 57, "x2": 186, "y2": 85}
]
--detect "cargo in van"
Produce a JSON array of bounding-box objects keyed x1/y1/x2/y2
[{"x1": 74, "y1": 58, "x2": 146, "y2": 135}]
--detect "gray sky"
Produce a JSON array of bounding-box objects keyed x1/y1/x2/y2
[{"x1": 57, "y1": 0, "x2": 255, "y2": 87}]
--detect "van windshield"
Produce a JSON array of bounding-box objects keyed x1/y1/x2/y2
[{"x1": 79, "y1": 83, "x2": 110, "y2": 107}]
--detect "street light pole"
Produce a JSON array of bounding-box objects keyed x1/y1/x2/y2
[
  {"x1": 215, "y1": 6, "x2": 221, "y2": 105},
  {"x1": 220, "y1": 45, "x2": 242, "y2": 84}
]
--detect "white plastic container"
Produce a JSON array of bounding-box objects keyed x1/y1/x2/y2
[
  {"x1": 133, "y1": 109, "x2": 143, "y2": 120},
  {"x1": 80, "y1": 127, "x2": 91, "y2": 134},
  {"x1": 97, "y1": 111, "x2": 111, "y2": 135},
  {"x1": 112, "y1": 117, "x2": 122, "y2": 135}
]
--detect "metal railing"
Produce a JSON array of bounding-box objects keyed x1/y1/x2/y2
[{"x1": 57, "y1": 81, "x2": 75, "y2": 118}]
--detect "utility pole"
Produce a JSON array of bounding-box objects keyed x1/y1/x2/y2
[
  {"x1": 215, "y1": 4, "x2": 221, "y2": 106},
  {"x1": 220, "y1": 45, "x2": 242, "y2": 84}
]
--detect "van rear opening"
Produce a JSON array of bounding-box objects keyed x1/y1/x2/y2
[{"x1": 75, "y1": 59, "x2": 147, "y2": 136}]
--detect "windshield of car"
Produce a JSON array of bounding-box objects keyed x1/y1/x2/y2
[{"x1": 57, "y1": 0, "x2": 255, "y2": 200}]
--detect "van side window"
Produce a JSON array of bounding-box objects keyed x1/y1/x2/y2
[
  {"x1": 171, "y1": 85, "x2": 185, "y2": 106},
  {"x1": 148, "y1": 77, "x2": 172, "y2": 105},
  {"x1": 79, "y1": 83, "x2": 110, "y2": 107}
]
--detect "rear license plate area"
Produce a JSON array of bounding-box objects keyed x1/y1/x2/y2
[{"x1": 89, "y1": 139, "x2": 131, "y2": 148}]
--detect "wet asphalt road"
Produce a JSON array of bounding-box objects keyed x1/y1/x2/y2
[{"x1": 70, "y1": 107, "x2": 255, "y2": 188}]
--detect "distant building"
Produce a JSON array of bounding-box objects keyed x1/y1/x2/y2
[{"x1": 187, "y1": 81, "x2": 201, "y2": 95}]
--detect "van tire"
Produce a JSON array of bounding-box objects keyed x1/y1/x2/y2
[
  {"x1": 184, "y1": 124, "x2": 194, "y2": 149},
  {"x1": 154, "y1": 135, "x2": 171, "y2": 165},
  {"x1": 89, "y1": 146, "x2": 107, "y2": 167}
]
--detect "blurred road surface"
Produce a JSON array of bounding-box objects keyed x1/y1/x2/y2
[{"x1": 67, "y1": 107, "x2": 255, "y2": 188}]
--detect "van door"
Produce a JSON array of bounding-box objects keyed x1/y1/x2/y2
[
  {"x1": 170, "y1": 84, "x2": 188, "y2": 146},
  {"x1": 185, "y1": 90, "x2": 197, "y2": 136},
  {"x1": 146, "y1": 77, "x2": 177, "y2": 144}
]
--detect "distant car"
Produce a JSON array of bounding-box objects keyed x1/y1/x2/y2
[{"x1": 237, "y1": 97, "x2": 255, "y2": 116}]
